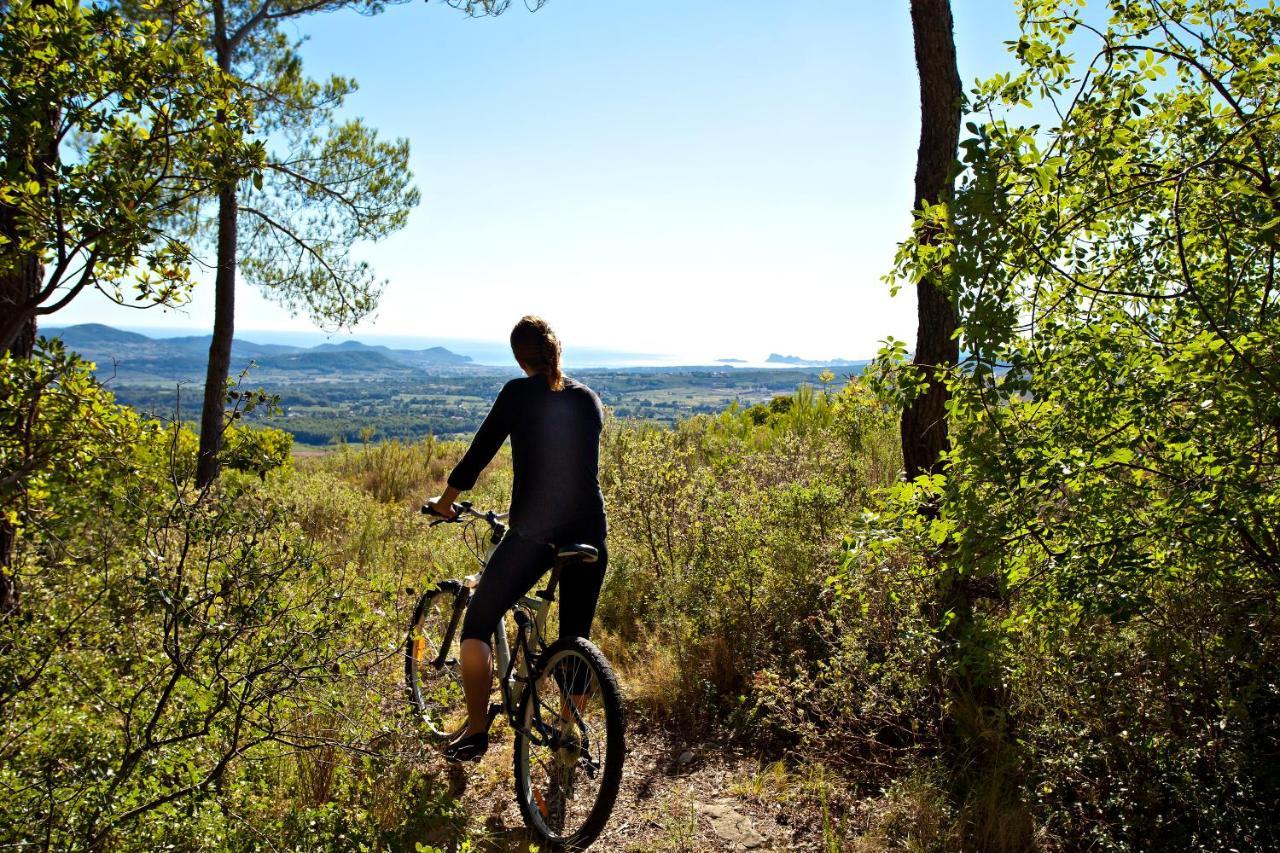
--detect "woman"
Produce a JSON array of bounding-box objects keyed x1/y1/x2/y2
[{"x1": 426, "y1": 315, "x2": 608, "y2": 762}]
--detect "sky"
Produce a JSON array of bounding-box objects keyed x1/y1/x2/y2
[{"x1": 53, "y1": 0, "x2": 1026, "y2": 364}]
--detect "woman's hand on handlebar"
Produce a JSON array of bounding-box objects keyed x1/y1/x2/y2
[
  {"x1": 424, "y1": 497, "x2": 459, "y2": 520},
  {"x1": 424, "y1": 485, "x2": 462, "y2": 521}
]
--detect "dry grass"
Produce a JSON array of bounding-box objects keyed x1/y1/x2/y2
[{"x1": 314, "y1": 437, "x2": 452, "y2": 504}]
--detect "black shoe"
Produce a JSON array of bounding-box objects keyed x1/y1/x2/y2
[{"x1": 443, "y1": 731, "x2": 488, "y2": 763}]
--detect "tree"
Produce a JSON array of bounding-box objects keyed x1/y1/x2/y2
[
  {"x1": 884, "y1": 3, "x2": 1039, "y2": 846},
  {"x1": 902, "y1": 0, "x2": 962, "y2": 483},
  {"x1": 938, "y1": 1, "x2": 1280, "y2": 843},
  {"x1": 190, "y1": 0, "x2": 420, "y2": 486},
  {"x1": 0, "y1": 0, "x2": 251, "y2": 611},
  {"x1": 0, "y1": 0, "x2": 250, "y2": 358}
]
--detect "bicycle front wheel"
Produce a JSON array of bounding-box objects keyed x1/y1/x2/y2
[
  {"x1": 513, "y1": 636, "x2": 625, "y2": 851},
  {"x1": 404, "y1": 588, "x2": 466, "y2": 738}
]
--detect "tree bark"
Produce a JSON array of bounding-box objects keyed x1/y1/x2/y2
[
  {"x1": 195, "y1": 30, "x2": 237, "y2": 489},
  {"x1": 903, "y1": 0, "x2": 961, "y2": 481},
  {"x1": 0, "y1": 205, "x2": 41, "y2": 611},
  {"x1": 196, "y1": 183, "x2": 238, "y2": 488},
  {"x1": 905, "y1": 7, "x2": 1032, "y2": 845}
]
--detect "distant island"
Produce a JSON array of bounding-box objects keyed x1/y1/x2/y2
[
  {"x1": 766, "y1": 353, "x2": 866, "y2": 367},
  {"x1": 716, "y1": 358, "x2": 747, "y2": 364}
]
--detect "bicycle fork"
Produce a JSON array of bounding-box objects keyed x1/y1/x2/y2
[{"x1": 430, "y1": 580, "x2": 470, "y2": 671}]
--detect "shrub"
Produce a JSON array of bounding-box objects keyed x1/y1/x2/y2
[{"x1": 597, "y1": 379, "x2": 900, "y2": 733}]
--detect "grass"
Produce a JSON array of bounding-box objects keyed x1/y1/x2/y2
[{"x1": 630, "y1": 788, "x2": 701, "y2": 852}]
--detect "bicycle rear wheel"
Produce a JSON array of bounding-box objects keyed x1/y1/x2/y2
[
  {"x1": 513, "y1": 637, "x2": 625, "y2": 851},
  {"x1": 404, "y1": 588, "x2": 466, "y2": 738}
]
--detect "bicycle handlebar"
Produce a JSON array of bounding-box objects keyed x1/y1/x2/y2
[{"x1": 421, "y1": 500, "x2": 509, "y2": 529}]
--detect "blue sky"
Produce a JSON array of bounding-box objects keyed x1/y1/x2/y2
[{"x1": 55, "y1": 0, "x2": 1025, "y2": 362}]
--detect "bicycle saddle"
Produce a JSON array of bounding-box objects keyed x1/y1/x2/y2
[{"x1": 555, "y1": 544, "x2": 599, "y2": 564}]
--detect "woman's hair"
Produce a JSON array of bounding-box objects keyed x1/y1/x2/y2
[{"x1": 510, "y1": 315, "x2": 564, "y2": 391}]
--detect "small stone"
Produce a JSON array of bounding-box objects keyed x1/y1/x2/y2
[
  {"x1": 677, "y1": 749, "x2": 695, "y2": 766},
  {"x1": 695, "y1": 802, "x2": 768, "y2": 849}
]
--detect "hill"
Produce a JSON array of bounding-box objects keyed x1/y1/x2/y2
[
  {"x1": 313, "y1": 340, "x2": 473, "y2": 367},
  {"x1": 46, "y1": 324, "x2": 472, "y2": 381}
]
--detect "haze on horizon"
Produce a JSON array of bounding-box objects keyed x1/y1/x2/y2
[{"x1": 50, "y1": 1, "x2": 1023, "y2": 362}]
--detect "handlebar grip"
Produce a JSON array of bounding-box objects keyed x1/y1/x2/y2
[{"x1": 421, "y1": 502, "x2": 462, "y2": 519}]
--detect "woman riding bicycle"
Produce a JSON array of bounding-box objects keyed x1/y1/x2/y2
[{"x1": 426, "y1": 315, "x2": 608, "y2": 763}]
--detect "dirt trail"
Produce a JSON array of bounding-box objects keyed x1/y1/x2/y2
[{"x1": 429, "y1": 722, "x2": 831, "y2": 852}]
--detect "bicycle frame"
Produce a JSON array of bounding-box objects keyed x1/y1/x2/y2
[
  {"x1": 483, "y1": 537, "x2": 554, "y2": 727},
  {"x1": 448, "y1": 516, "x2": 558, "y2": 739},
  {"x1": 414, "y1": 500, "x2": 619, "y2": 847},
  {"x1": 421, "y1": 502, "x2": 585, "y2": 751}
]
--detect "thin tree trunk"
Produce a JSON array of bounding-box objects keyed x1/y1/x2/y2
[
  {"x1": 903, "y1": 0, "x2": 961, "y2": 482},
  {"x1": 195, "y1": 30, "x2": 236, "y2": 489},
  {"x1": 195, "y1": 183, "x2": 237, "y2": 487},
  {"x1": 0, "y1": 208, "x2": 40, "y2": 611},
  {"x1": 0, "y1": 255, "x2": 40, "y2": 358},
  {"x1": 906, "y1": 6, "x2": 1031, "y2": 846}
]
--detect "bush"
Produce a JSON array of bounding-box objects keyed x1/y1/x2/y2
[
  {"x1": 317, "y1": 436, "x2": 451, "y2": 504},
  {"x1": 0, "y1": 352, "x2": 482, "y2": 849},
  {"x1": 222, "y1": 422, "x2": 293, "y2": 478},
  {"x1": 597, "y1": 380, "x2": 901, "y2": 733}
]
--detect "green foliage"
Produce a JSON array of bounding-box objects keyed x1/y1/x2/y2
[
  {"x1": 0, "y1": 352, "x2": 483, "y2": 849},
  {"x1": 192, "y1": 0, "x2": 421, "y2": 332},
  {"x1": 867, "y1": 0, "x2": 1280, "y2": 847},
  {"x1": 596, "y1": 381, "x2": 901, "y2": 732},
  {"x1": 1, "y1": 339, "x2": 154, "y2": 540},
  {"x1": 222, "y1": 422, "x2": 293, "y2": 478},
  {"x1": 0, "y1": 0, "x2": 257, "y2": 346},
  {"x1": 322, "y1": 436, "x2": 447, "y2": 504}
]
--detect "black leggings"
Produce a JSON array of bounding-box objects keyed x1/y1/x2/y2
[{"x1": 460, "y1": 529, "x2": 607, "y2": 645}]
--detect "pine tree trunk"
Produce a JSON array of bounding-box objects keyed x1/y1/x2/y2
[
  {"x1": 906, "y1": 5, "x2": 1032, "y2": 845},
  {"x1": 195, "y1": 33, "x2": 237, "y2": 489},
  {"x1": 903, "y1": 0, "x2": 961, "y2": 482},
  {"x1": 0, "y1": 253, "x2": 39, "y2": 359},
  {"x1": 195, "y1": 183, "x2": 238, "y2": 488}
]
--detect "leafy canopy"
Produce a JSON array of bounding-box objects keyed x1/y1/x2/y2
[{"x1": 0, "y1": 0, "x2": 258, "y2": 350}]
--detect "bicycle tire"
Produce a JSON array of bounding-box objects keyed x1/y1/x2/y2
[
  {"x1": 513, "y1": 636, "x2": 625, "y2": 851},
  {"x1": 404, "y1": 587, "x2": 466, "y2": 738}
]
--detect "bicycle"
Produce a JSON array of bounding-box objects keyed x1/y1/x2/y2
[{"x1": 405, "y1": 501, "x2": 625, "y2": 851}]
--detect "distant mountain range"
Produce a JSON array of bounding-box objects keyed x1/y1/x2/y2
[
  {"x1": 46, "y1": 324, "x2": 473, "y2": 382},
  {"x1": 45, "y1": 324, "x2": 875, "y2": 383}
]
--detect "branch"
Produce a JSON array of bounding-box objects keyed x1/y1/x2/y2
[
  {"x1": 226, "y1": 1, "x2": 274, "y2": 53},
  {"x1": 237, "y1": 204, "x2": 341, "y2": 285}
]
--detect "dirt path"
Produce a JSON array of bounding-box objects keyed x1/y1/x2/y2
[{"x1": 423, "y1": 721, "x2": 832, "y2": 852}]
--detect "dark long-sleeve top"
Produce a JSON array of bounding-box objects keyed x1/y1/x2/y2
[{"x1": 447, "y1": 374, "x2": 606, "y2": 543}]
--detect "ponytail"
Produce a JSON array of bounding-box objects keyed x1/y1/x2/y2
[{"x1": 510, "y1": 315, "x2": 564, "y2": 391}]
